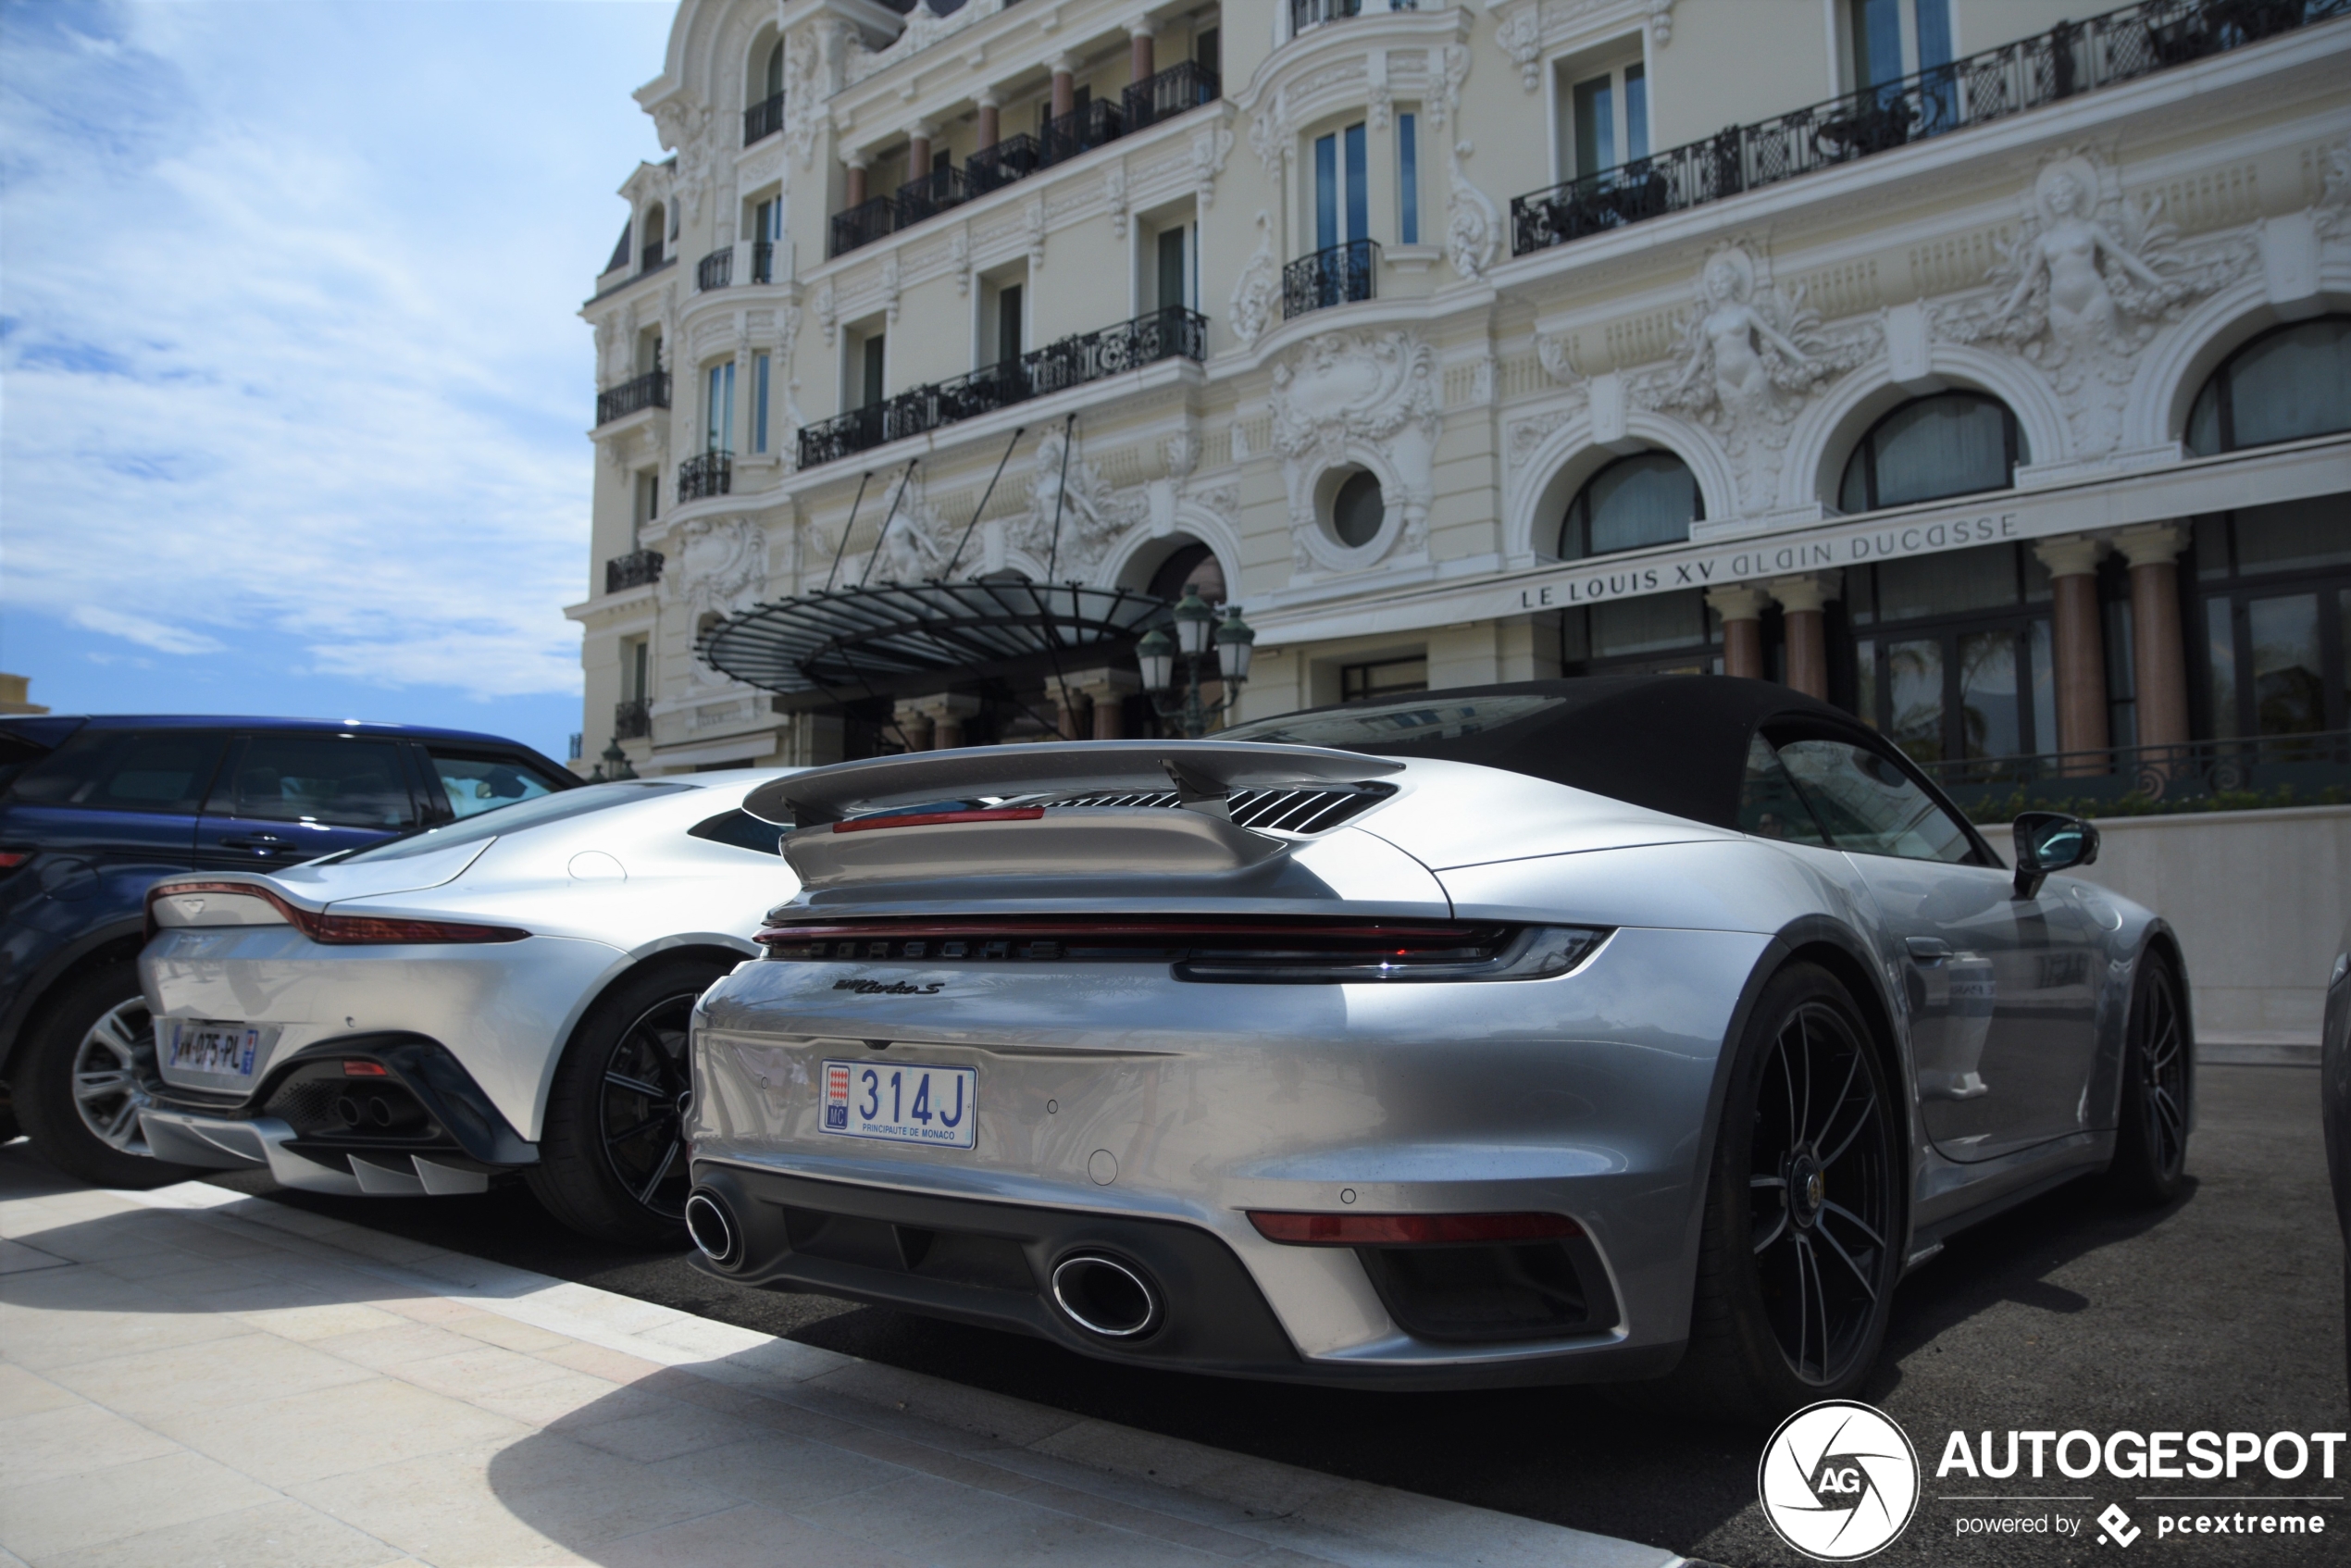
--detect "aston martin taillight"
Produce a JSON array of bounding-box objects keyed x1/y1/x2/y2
[{"x1": 144, "y1": 881, "x2": 527, "y2": 946}]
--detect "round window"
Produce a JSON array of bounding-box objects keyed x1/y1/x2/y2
[{"x1": 1330, "y1": 470, "x2": 1386, "y2": 549}]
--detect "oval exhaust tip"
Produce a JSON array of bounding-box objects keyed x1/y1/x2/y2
[
  {"x1": 684, "y1": 1189, "x2": 740, "y2": 1267},
  {"x1": 1049, "y1": 1252, "x2": 1162, "y2": 1338}
]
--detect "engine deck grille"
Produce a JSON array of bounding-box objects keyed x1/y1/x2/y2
[{"x1": 1044, "y1": 781, "x2": 1394, "y2": 836}]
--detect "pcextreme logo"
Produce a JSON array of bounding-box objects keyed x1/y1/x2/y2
[{"x1": 1759, "y1": 1400, "x2": 1922, "y2": 1561}]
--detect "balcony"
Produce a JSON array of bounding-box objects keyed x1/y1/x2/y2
[
  {"x1": 895, "y1": 164, "x2": 976, "y2": 227},
  {"x1": 966, "y1": 133, "x2": 1040, "y2": 194},
  {"x1": 752, "y1": 241, "x2": 775, "y2": 284},
  {"x1": 1510, "y1": 0, "x2": 2350, "y2": 259},
  {"x1": 604, "y1": 549, "x2": 665, "y2": 594},
  {"x1": 799, "y1": 305, "x2": 1208, "y2": 469},
  {"x1": 1292, "y1": 0, "x2": 1417, "y2": 33},
  {"x1": 641, "y1": 239, "x2": 665, "y2": 272},
  {"x1": 595, "y1": 369, "x2": 670, "y2": 426},
  {"x1": 1123, "y1": 61, "x2": 1221, "y2": 133},
  {"x1": 696, "y1": 248, "x2": 733, "y2": 291},
  {"x1": 613, "y1": 699, "x2": 652, "y2": 741},
  {"x1": 1039, "y1": 98, "x2": 1123, "y2": 168},
  {"x1": 743, "y1": 91, "x2": 786, "y2": 146},
  {"x1": 678, "y1": 451, "x2": 732, "y2": 501},
  {"x1": 829, "y1": 193, "x2": 897, "y2": 259},
  {"x1": 1283, "y1": 239, "x2": 1379, "y2": 319},
  {"x1": 1924, "y1": 729, "x2": 2351, "y2": 822}
]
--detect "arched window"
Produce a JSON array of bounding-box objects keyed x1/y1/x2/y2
[
  {"x1": 1838, "y1": 392, "x2": 2022, "y2": 513},
  {"x1": 640, "y1": 204, "x2": 665, "y2": 271},
  {"x1": 2186, "y1": 316, "x2": 2351, "y2": 455},
  {"x1": 1559, "y1": 452, "x2": 1701, "y2": 560},
  {"x1": 765, "y1": 41, "x2": 784, "y2": 102},
  {"x1": 1147, "y1": 540, "x2": 1226, "y2": 604}
]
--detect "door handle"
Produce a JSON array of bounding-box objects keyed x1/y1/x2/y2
[
  {"x1": 219, "y1": 834, "x2": 292, "y2": 852},
  {"x1": 1905, "y1": 937, "x2": 1954, "y2": 964}
]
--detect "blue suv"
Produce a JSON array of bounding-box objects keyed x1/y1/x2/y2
[{"x1": 0, "y1": 715, "x2": 576, "y2": 1186}]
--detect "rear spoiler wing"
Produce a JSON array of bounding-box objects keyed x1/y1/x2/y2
[{"x1": 740, "y1": 740, "x2": 1403, "y2": 828}]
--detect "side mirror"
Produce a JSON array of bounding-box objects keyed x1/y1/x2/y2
[{"x1": 2011, "y1": 811, "x2": 2099, "y2": 900}]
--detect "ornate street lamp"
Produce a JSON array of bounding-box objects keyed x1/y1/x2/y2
[
  {"x1": 1139, "y1": 591, "x2": 1256, "y2": 739},
  {"x1": 589, "y1": 737, "x2": 637, "y2": 782}
]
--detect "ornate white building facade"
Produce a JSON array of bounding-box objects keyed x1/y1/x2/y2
[{"x1": 569, "y1": 0, "x2": 2351, "y2": 778}]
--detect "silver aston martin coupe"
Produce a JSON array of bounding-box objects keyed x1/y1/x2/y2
[{"x1": 682, "y1": 677, "x2": 2190, "y2": 1418}]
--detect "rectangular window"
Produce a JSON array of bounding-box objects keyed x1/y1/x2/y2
[
  {"x1": 861, "y1": 334, "x2": 886, "y2": 408},
  {"x1": 1624, "y1": 64, "x2": 1648, "y2": 162},
  {"x1": 1341, "y1": 656, "x2": 1428, "y2": 701},
  {"x1": 1958, "y1": 628, "x2": 2021, "y2": 761},
  {"x1": 1398, "y1": 113, "x2": 1419, "y2": 244},
  {"x1": 1315, "y1": 132, "x2": 1338, "y2": 250},
  {"x1": 1574, "y1": 74, "x2": 1615, "y2": 179},
  {"x1": 1590, "y1": 591, "x2": 1709, "y2": 658},
  {"x1": 1874, "y1": 544, "x2": 2021, "y2": 621},
  {"x1": 626, "y1": 638, "x2": 650, "y2": 703},
  {"x1": 1851, "y1": 0, "x2": 1905, "y2": 91},
  {"x1": 705, "y1": 361, "x2": 735, "y2": 453},
  {"x1": 1886, "y1": 638, "x2": 1944, "y2": 764},
  {"x1": 753, "y1": 351, "x2": 771, "y2": 454},
  {"x1": 1313, "y1": 123, "x2": 1369, "y2": 251},
  {"x1": 1915, "y1": 0, "x2": 1954, "y2": 71},
  {"x1": 1156, "y1": 228, "x2": 1187, "y2": 312},
  {"x1": 2248, "y1": 593, "x2": 2324, "y2": 735},
  {"x1": 995, "y1": 285, "x2": 1023, "y2": 365},
  {"x1": 632, "y1": 470, "x2": 659, "y2": 541},
  {"x1": 1855, "y1": 638, "x2": 1880, "y2": 728},
  {"x1": 2206, "y1": 596, "x2": 2238, "y2": 738},
  {"x1": 2105, "y1": 599, "x2": 2137, "y2": 749},
  {"x1": 2029, "y1": 618, "x2": 2057, "y2": 755},
  {"x1": 1195, "y1": 27, "x2": 1219, "y2": 75}
]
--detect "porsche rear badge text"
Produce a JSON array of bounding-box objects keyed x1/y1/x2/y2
[{"x1": 832, "y1": 977, "x2": 946, "y2": 995}]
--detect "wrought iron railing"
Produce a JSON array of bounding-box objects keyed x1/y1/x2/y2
[
  {"x1": 743, "y1": 91, "x2": 786, "y2": 146},
  {"x1": 604, "y1": 549, "x2": 665, "y2": 594},
  {"x1": 1921, "y1": 728, "x2": 2351, "y2": 820},
  {"x1": 613, "y1": 699, "x2": 652, "y2": 741},
  {"x1": 829, "y1": 193, "x2": 897, "y2": 258},
  {"x1": 1510, "y1": 0, "x2": 2351, "y2": 258},
  {"x1": 696, "y1": 248, "x2": 733, "y2": 291},
  {"x1": 798, "y1": 307, "x2": 1208, "y2": 469},
  {"x1": 1039, "y1": 98, "x2": 1123, "y2": 168},
  {"x1": 595, "y1": 369, "x2": 670, "y2": 426},
  {"x1": 896, "y1": 164, "x2": 976, "y2": 227},
  {"x1": 967, "y1": 133, "x2": 1040, "y2": 193},
  {"x1": 1283, "y1": 238, "x2": 1379, "y2": 318},
  {"x1": 678, "y1": 451, "x2": 732, "y2": 501},
  {"x1": 1124, "y1": 60, "x2": 1220, "y2": 132},
  {"x1": 1291, "y1": 0, "x2": 1417, "y2": 33},
  {"x1": 752, "y1": 241, "x2": 775, "y2": 284}
]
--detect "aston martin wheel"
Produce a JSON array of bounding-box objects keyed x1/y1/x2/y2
[
  {"x1": 1670, "y1": 963, "x2": 1901, "y2": 1424},
  {"x1": 2108, "y1": 952, "x2": 2191, "y2": 1204},
  {"x1": 527, "y1": 959, "x2": 732, "y2": 1247},
  {"x1": 14, "y1": 960, "x2": 199, "y2": 1189}
]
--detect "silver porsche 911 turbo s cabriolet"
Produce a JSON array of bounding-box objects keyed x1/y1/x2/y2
[{"x1": 681, "y1": 677, "x2": 2190, "y2": 1419}]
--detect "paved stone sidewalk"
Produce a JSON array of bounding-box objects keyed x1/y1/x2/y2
[{"x1": 0, "y1": 1153, "x2": 1683, "y2": 1568}]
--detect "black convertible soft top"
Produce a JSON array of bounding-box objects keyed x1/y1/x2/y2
[{"x1": 1220, "y1": 675, "x2": 1871, "y2": 833}]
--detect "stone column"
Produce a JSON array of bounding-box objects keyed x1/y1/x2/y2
[
  {"x1": 908, "y1": 123, "x2": 933, "y2": 178},
  {"x1": 891, "y1": 702, "x2": 936, "y2": 752},
  {"x1": 1769, "y1": 573, "x2": 1841, "y2": 701},
  {"x1": 1050, "y1": 56, "x2": 1076, "y2": 118},
  {"x1": 1076, "y1": 670, "x2": 1140, "y2": 740},
  {"x1": 844, "y1": 154, "x2": 868, "y2": 207},
  {"x1": 1129, "y1": 21, "x2": 1155, "y2": 87},
  {"x1": 976, "y1": 91, "x2": 1001, "y2": 151},
  {"x1": 2032, "y1": 534, "x2": 2111, "y2": 770},
  {"x1": 913, "y1": 693, "x2": 983, "y2": 751},
  {"x1": 1705, "y1": 584, "x2": 1770, "y2": 681},
  {"x1": 2116, "y1": 523, "x2": 2191, "y2": 753}
]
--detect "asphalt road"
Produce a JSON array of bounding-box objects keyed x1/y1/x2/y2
[{"x1": 201, "y1": 1062, "x2": 2348, "y2": 1568}]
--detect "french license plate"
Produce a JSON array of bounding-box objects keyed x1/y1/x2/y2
[
  {"x1": 820, "y1": 1059, "x2": 976, "y2": 1149},
  {"x1": 165, "y1": 1021, "x2": 263, "y2": 1083}
]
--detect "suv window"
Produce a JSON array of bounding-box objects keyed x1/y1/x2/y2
[
  {"x1": 1773, "y1": 737, "x2": 1978, "y2": 865},
  {"x1": 340, "y1": 781, "x2": 691, "y2": 862},
  {"x1": 6, "y1": 728, "x2": 229, "y2": 814},
  {"x1": 209, "y1": 735, "x2": 415, "y2": 829},
  {"x1": 421, "y1": 748, "x2": 566, "y2": 821}
]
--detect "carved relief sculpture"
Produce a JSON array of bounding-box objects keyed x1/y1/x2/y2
[
  {"x1": 1446, "y1": 140, "x2": 1500, "y2": 280},
  {"x1": 1229, "y1": 212, "x2": 1280, "y2": 350},
  {"x1": 1270, "y1": 330, "x2": 1443, "y2": 570}
]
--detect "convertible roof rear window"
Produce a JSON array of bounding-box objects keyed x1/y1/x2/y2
[{"x1": 342, "y1": 781, "x2": 691, "y2": 862}]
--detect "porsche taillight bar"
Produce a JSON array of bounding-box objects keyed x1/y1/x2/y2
[
  {"x1": 1248, "y1": 1212, "x2": 1586, "y2": 1246},
  {"x1": 144, "y1": 881, "x2": 529, "y2": 946}
]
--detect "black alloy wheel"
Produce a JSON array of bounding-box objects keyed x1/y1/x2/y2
[
  {"x1": 1748, "y1": 997, "x2": 1897, "y2": 1387},
  {"x1": 597, "y1": 992, "x2": 697, "y2": 1220},
  {"x1": 2109, "y1": 955, "x2": 2191, "y2": 1203},
  {"x1": 14, "y1": 960, "x2": 201, "y2": 1189}
]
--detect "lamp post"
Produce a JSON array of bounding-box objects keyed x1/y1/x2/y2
[
  {"x1": 588, "y1": 737, "x2": 637, "y2": 782},
  {"x1": 1138, "y1": 589, "x2": 1255, "y2": 739}
]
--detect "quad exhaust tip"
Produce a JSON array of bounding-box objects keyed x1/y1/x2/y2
[
  {"x1": 1050, "y1": 1252, "x2": 1162, "y2": 1339},
  {"x1": 684, "y1": 1189, "x2": 741, "y2": 1268}
]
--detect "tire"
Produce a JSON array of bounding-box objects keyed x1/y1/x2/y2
[
  {"x1": 14, "y1": 960, "x2": 201, "y2": 1188},
  {"x1": 1660, "y1": 963, "x2": 1904, "y2": 1425},
  {"x1": 526, "y1": 959, "x2": 731, "y2": 1247},
  {"x1": 2108, "y1": 952, "x2": 2191, "y2": 1205}
]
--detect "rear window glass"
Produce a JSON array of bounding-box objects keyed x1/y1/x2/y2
[
  {"x1": 1221, "y1": 694, "x2": 1565, "y2": 751},
  {"x1": 210, "y1": 735, "x2": 414, "y2": 828},
  {"x1": 340, "y1": 781, "x2": 692, "y2": 862},
  {"x1": 423, "y1": 749, "x2": 566, "y2": 820},
  {"x1": 5, "y1": 728, "x2": 229, "y2": 815}
]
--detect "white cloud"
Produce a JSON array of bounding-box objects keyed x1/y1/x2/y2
[
  {"x1": 1, "y1": 1, "x2": 675, "y2": 704},
  {"x1": 68, "y1": 605, "x2": 225, "y2": 656}
]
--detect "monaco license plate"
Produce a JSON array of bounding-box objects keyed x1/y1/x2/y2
[
  {"x1": 820, "y1": 1059, "x2": 976, "y2": 1149},
  {"x1": 165, "y1": 1021, "x2": 264, "y2": 1084}
]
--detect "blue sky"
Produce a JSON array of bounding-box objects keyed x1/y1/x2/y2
[{"x1": 1, "y1": 0, "x2": 677, "y2": 763}]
